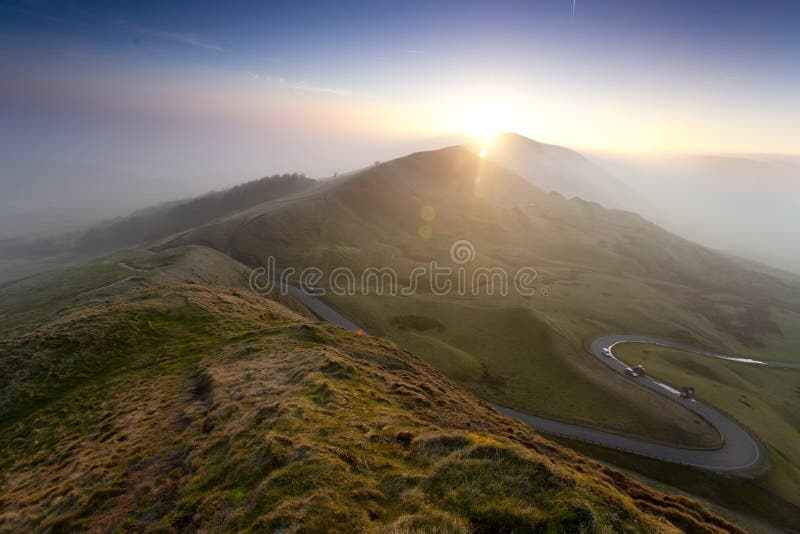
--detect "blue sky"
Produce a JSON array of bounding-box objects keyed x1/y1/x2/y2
[{"x1": 1, "y1": 0, "x2": 799, "y2": 183}]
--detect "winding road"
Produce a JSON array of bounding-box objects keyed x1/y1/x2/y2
[
  {"x1": 285, "y1": 286, "x2": 797, "y2": 472},
  {"x1": 495, "y1": 336, "x2": 779, "y2": 472}
]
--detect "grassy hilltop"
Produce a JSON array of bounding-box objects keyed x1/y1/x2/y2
[{"x1": 0, "y1": 247, "x2": 739, "y2": 532}]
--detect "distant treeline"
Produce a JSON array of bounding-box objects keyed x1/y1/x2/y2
[{"x1": 0, "y1": 173, "x2": 315, "y2": 258}]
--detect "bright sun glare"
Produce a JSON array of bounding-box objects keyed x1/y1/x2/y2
[
  {"x1": 466, "y1": 101, "x2": 512, "y2": 144},
  {"x1": 478, "y1": 129, "x2": 498, "y2": 144},
  {"x1": 473, "y1": 121, "x2": 500, "y2": 144}
]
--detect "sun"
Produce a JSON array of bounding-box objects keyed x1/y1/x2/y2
[
  {"x1": 470, "y1": 112, "x2": 501, "y2": 144},
  {"x1": 463, "y1": 100, "x2": 515, "y2": 146},
  {"x1": 479, "y1": 149, "x2": 488, "y2": 158},
  {"x1": 477, "y1": 126, "x2": 499, "y2": 144}
]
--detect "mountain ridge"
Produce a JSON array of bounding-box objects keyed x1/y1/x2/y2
[{"x1": 472, "y1": 132, "x2": 644, "y2": 210}]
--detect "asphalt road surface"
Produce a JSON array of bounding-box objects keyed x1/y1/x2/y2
[
  {"x1": 287, "y1": 286, "x2": 798, "y2": 471},
  {"x1": 494, "y1": 334, "x2": 767, "y2": 472}
]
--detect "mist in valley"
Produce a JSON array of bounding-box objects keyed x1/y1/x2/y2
[{"x1": 593, "y1": 153, "x2": 800, "y2": 273}]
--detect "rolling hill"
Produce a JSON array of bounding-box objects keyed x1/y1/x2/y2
[
  {"x1": 159, "y1": 145, "x2": 800, "y2": 523},
  {"x1": 473, "y1": 132, "x2": 643, "y2": 210},
  {"x1": 0, "y1": 246, "x2": 740, "y2": 532}
]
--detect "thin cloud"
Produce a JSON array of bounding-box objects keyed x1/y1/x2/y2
[
  {"x1": 244, "y1": 72, "x2": 286, "y2": 84},
  {"x1": 121, "y1": 23, "x2": 222, "y2": 51},
  {"x1": 245, "y1": 71, "x2": 351, "y2": 97},
  {"x1": 288, "y1": 81, "x2": 352, "y2": 97}
]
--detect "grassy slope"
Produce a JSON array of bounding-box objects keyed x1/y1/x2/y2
[
  {"x1": 324, "y1": 292, "x2": 721, "y2": 449},
  {"x1": 555, "y1": 438, "x2": 800, "y2": 533},
  {"x1": 0, "y1": 253, "x2": 740, "y2": 533},
  {"x1": 0, "y1": 246, "x2": 249, "y2": 338},
  {"x1": 614, "y1": 343, "x2": 800, "y2": 511},
  {"x1": 170, "y1": 146, "x2": 800, "y2": 451}
]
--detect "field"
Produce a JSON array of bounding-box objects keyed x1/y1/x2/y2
[
  {"x1": 325, "y1": 290, "x2": 723, "y2": 450},
  {"x1": 554, "y1": 436, "x2": 800, "y2": 533},
  {"x1": 613, "y1": 343, "x2": 800, "y2": 514}
]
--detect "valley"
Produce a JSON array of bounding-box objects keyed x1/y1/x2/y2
[{"x1": 2, "y1": 140, "x2": 799, "y2": 531}]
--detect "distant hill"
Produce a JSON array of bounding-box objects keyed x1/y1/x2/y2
[
  {"x1": 75, "y1": 173, "x2": 314, "y2": 253},
  {"x1": 175, "y1": 144, "x2": 795, "y2": 301},
  {"x1": 0, "y1": 173, "x2": 315, "y2": 258},
  {"x1": 474, "y1": 132, "x2": 643, "y2": 210},
  {"x1": 0, "y1": 246, "x2": 740, "y2": 532}
]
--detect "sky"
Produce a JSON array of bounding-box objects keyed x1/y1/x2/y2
[{"x1": 1, "y1": 0, "x2": 799, "y2": 188}]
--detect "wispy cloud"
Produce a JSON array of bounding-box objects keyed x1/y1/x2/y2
[
  {"x1": 121, "y1": 23, "x2": 222, "y2": 51},
  {"x1": 244, "y1": 71, "x2": 351, "y2": 97},
  {"x1": 288, "y1": 81, "x2": 352, "y2": 97},
  {"x1": 245, "y1": 71, "x2": 285, "y2": 83}
]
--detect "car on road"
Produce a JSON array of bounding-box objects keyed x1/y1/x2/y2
[
  {"x1": 602, "y1": 347, "x2": 612, "y2": 357},
  {"x1": 625, "y1": 365, "x2": 646, "y2": 377}
]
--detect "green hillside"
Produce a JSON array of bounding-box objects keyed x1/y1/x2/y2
[
  {"x1": 169, "y1": 146, "x2": 800, "y2": 450},
  {"x1": 0, "y1": 248, "x2": 739, "y2": 533}
]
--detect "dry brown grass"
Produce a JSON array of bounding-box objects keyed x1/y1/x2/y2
[{"x1": 0, "y1": 283, "x2": 743, "y2": 533}]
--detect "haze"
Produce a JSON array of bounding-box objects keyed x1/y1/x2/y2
[{"x1": 1, "y1": 0, "x2": 798, "y2": 270}]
